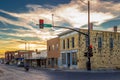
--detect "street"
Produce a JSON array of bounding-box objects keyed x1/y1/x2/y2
[{"x1": 0, "y1": 64, "x2": 120, "y2": 80}]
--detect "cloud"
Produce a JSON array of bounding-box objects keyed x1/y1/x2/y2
[
  {"x1": 0, "y1": 0, "x2": 120, "y2": 51},
  {"x1": 0, "y1": 0, "x2": 119, "y2": 29}
]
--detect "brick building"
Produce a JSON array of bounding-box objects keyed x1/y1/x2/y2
[
  {"x1": 5, "y1": 50, "x2": 33, "y2": 65},
  {"x1": 5, "y1": 51, "x2": 16, "y2": 64},
  {"x1": 47, "y1": 37, "x2": 60, "y2": 68}
]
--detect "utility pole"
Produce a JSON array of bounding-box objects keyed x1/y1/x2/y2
[
  {"x1": 38, "y1": 1, "x2": 92, "y2": 70},
  {"x1": 21, "y1": 39, "x2": 27, "y2": 51},
  {"x1": 52, "y1": 14, "x2": 54, "y2": 27},
  {"x1": 87, "y1": 0, "x2": 91, "y2": 70}
]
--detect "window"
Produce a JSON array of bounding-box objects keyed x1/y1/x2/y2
[
  {"x1": 48, "y1": 58, "x2": 51, "y2": 65},
  {"x1": 54, "y1": 58, "x2": 58, "y2": 65},
  {"x1": 52, "y1": 45, "x2": 54, "y2": 50},
  {"x1": 67, "y1": 38, "x2": 69, "y2": 48},
  {"x1": 62, "y1": 53, "x2": 66, "y2": 64},
  {"x1": 48, "y1": 46, "x2": 50, "y2": 51},
  {"x1": 72, "y1": 52, "x2": 77, "y2": 65},
  {"x1": 56, "y1": 44, "x2": 58, "y2": 50},
  {"x1": 85, "y1": 36, "x2": 88, "y2": 47},
  {"x1": 72, "y1": 37, "x2": 75, "y2": 48},
  {"x1": 63, "y1": 40, "x2": 65, "y2": 49},
  {"x1": 109, "y1": 38, "x2": 114, "y2": 48},
  {"x1": 119, "y1": 36, "x2": 120, "y2": 47},
  {"x1": 98, "y1": 37, "x2": 102, "y2": 48}
]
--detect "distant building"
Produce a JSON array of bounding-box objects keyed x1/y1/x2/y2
[
  {"x1": 5, "y1": 51, "x2": 16, "y2": 64},
  {"x1": 25, "y1": 50, "x2": 47, "y2": 68},
  {"x1": 5, "y1": 50, "x2": 34, "y2": 65}
]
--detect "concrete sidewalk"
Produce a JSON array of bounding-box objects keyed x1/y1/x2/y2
[
  {"x1": 47, "y1": 68, "x2": 120, "y2": 73},
  {"x1": 3, "y1": 64, "x2": 120, "y2": 73}
]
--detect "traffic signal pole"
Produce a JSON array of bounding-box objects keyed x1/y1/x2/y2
[
  {"x1": 38, "y1": 0, "x2": 92, "y2": 71},
  {"x1": 87, "y1": 0, "x2": 91, "y2": 70}
]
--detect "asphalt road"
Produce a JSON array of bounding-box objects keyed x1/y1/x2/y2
[{"x1": 0, "y1": 64, "x2": 120, "y2": 80}]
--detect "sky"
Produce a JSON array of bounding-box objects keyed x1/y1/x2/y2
[{"x1": 0, "y1": 0, "x2": 120, "y2": 57}]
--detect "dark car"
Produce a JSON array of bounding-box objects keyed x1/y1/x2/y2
[{"x1": 17, "y1": 62, "x2": 24, "y2": 67}]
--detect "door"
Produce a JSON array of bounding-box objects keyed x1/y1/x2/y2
[{"x1": 67, "y1": 53, "x2": 70, "y2": 68}]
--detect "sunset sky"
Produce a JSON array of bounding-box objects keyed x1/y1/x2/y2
[{"x1": 0, "y1": 0, "x2": 120, "y2": 57}]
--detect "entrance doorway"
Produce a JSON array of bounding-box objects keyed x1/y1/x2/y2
[{"x1": 67, "y1": 53, "x2": 70, "y2": 67}]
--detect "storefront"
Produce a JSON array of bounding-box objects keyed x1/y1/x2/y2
[{"x1": 59, "y1": 50, "x2": 78, "y2": 69}]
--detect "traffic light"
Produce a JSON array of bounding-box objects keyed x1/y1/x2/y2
[
  {"x1": 84, "y1": 52, "x2": 88, "y2": 57},
  {"x1": 88, "y1": 45, "x2": 93, "y2": 57},
  {"x1": 39, "y1": 19, "x2": 44, "y2": 29}
]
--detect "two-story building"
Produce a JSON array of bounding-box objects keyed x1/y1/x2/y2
[
  {"x1": 47, "y1": 37, "x2": 60, "y2": 68},
  {"x1": 48, "y1": 26, "x2": 120, "y2": 70}
]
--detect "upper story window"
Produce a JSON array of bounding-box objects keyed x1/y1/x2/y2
[
  {"x1": 48, "y1": 46, "x2": 50, "y2": 51},
  {"x1": 98, "y1": 37, "x2": 102, "y2": 48},
  {"x1": 52, "y1": 45, "x2": 54, "y2": 50},
  {"x1": 109, "y1": 38, "x2": 114, "y2": 48},
  {"x1": 85, "y1": 36, "x2": 88, "y2": 47},
  {"x1": 63, "y1": 40, "x2": 65, "y2": 49},
  {"x1": 72, "y1": 37, "x2": 75, "y2": 48},
  {"x1": 56, "y1": 44, "x2": 59, "y2": 50},
  {"x1": 119, "y1": 36, "x2": 120, "y2": 47},
  {"x1": 67, "y1": 38, "x2": 69, "y2": 49}
]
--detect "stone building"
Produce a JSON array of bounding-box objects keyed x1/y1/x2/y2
[{"x1": 58, "y1": 27, "x2": 120, "y2": 70}]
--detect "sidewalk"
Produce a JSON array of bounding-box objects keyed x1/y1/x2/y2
[
  {"x1": 3, "y1": 64, "x2": 120, "y2": 73},
  {"x1": 47, "y1": 68, "x2": 120, "y2": 73}
]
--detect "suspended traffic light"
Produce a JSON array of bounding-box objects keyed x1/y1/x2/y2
[
  {"x1": 84, "y1": 52, "x2": 88, "y2": 57},
  {"x1": 39, "y1": 19, "x2": 44, "y2": 29}
]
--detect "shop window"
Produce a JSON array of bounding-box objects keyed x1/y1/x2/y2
[
  {"x1": 72, "y1": 52, "x2": 77, "y2": 65},
  {"x1": 48, "y1": 59, "x2": 51, "y2": 65},
  {"x1": 62, "y1": 53, "x2": 66, "y2": 64}
]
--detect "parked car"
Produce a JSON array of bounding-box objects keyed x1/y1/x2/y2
[
  {"x1": 5, "y1": 61, "x2": 9, "y2": 65},
  {"x1": 17, "y1": 62, "x2": 24, "y2": 67}
]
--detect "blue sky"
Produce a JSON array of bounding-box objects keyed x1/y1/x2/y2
[{"x1": 0, "y1": 0, "x2": 120, "y2": 54}]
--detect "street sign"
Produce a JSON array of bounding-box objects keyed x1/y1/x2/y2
[{"x1": 44, "y1": 24, "x2": 52, "y2": 28}]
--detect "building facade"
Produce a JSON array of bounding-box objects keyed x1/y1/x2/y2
[
  {"x1": 47, "y1": 37, "x2": 60, "y2": 68},
  {"x1": 58, "y1": 31, "x2": 79, "y2": 69},
  {"x1": 27, "y1": 50, "x2": 47, "y2": 68},
  {"x1": 5, "y1": 50, "x2": 34, "y2": 65},
  {"x1": 58, "y1": 27, "x2": 120, "y2": 70},
  {"x1": 5, "y1": 51, "x2": 15, "y2": 64}
]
